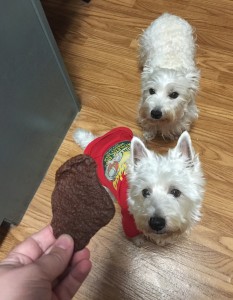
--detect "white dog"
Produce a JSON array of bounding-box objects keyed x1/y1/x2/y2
[
  {"x1": 74, "y1": 127, "x2": 205, "y2": 246},
  {"x1": 138, "y1": 13, "x2": 200, "y2": 140}
]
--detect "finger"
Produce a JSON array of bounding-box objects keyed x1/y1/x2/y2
[
  {"x1": 35, "y1": 234, "x2": 74, "y2": 281},
  {"x1": 71, "y1": 248, "x2": 90, "y2": 266},
  {"x1": 29, "y1": 225, "x2": 56, "y2": 252},
  {"x1": 54, "y1": 258, "x2": 92, "y2": 299},
  {"x1": 0, "y1": 225, "x2": 56, "y2": 266},
  {"x1": 52, "y1": 247, "x2": 91, "y2": 288}
]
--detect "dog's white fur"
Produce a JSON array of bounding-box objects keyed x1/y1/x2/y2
[
  {"x1": 138, "y1": 13, "x2": 200, "y2": 140},
  {"x1": 74, "y1": 128, "x2": 205, "y2": 246}
]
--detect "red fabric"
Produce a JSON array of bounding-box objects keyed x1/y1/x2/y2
[{"x1": 84, "y1": 127, "x2": 141, "y2": 238}]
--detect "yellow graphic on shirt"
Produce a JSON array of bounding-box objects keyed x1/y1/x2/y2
[{"x1": 103, "y1": 141, "x2": 130, "y2": 190}]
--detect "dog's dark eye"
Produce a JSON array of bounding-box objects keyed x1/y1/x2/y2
[
  {"x1": 169, "y1": 92, "x2": 179, "y2": 99},
  {"x1": 142, "y1": 189, "x2": 151, "y2": 198},
  {"x1": 149, "y1": 88, "x2": 156, "y2": 95},
  {"x1": 170, "y1": 189, "x2": 181, "y2": 198}
]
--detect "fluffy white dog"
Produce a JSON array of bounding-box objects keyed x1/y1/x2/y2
[
  {"x1": 138, "y1": 13, "x2": 200, "y2": 140},
  {"x1": 74, "y1": 127, "x2": 205, "y2": 246}
]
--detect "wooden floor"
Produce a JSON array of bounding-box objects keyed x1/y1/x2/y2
[{"x1": 1, "y1": 0, "x2": 233, "y2": 298}]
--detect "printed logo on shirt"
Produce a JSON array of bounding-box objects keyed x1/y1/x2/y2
[{"x1": 103, "y1": 141, "x2": 130, "y2": 190}]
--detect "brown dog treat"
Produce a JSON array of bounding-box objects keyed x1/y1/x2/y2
[{"x1": 51, "y1": 154, "x2": 115, "y2": 251}]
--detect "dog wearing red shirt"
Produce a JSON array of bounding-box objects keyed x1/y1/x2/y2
[{"x1": 74, "y1": 127, "x2": 205, "y2": 246}]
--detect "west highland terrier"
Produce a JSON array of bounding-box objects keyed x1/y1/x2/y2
[
  {"x1": 74, "y1": 127, "x2": 205, "y2": 246},
  {"x1": 138, "y1": 13, "x2": 200, "y2": 140}
]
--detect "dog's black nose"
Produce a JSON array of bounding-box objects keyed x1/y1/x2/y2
[
  {"x1": 149, "y1": 217, "x2": 166, "y2": 231},
  {"x1": 151, "y1": 109, "x2": 162, "y2": 119}
]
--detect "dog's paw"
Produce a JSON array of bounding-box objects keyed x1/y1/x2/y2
[{"x1": 131, "y1": 235, "x2": 145, "y2": 247}]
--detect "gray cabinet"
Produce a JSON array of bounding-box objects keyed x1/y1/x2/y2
[{"x1": 0, "y1": 0, "x2": 79, "y2": 225}]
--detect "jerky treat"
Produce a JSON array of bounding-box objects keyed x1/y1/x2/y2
[{"x1": 51, "y1": 154, "x2": 115, "y2": 251}]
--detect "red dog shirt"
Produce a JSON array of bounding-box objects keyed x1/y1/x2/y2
[{"x1": 84, "y1": 127, "x2": 141, "y2": 238}]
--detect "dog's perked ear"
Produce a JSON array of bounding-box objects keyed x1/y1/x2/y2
[
  {"x1": 130, "y1": 137, "x2": 150, "y2": 166},
  {"x1": 174, "y1": 131, "x2": 194, "y2": 162},
  {"x1": 142, "y1": 64, "x2": 154, "y2": 75},
  {"x1": 185, "y1": 68, "x2": 200, "y2": 93},
  {"x1": 141, "y1": 65, "x2": 154, "y2": 81}
]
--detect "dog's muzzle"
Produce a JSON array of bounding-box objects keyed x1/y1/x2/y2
[
  {"x1": 149, "y1": 216, "x2": 166, "y2": 231},
  {"x1": 151, "y1": 109, "x2": 162, "y2": 119}
]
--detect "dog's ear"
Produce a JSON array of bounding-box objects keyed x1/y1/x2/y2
[
  {"x1": 131, "y1": 137, "x2": 150, "y2": 165},
  {"x1": 174, "y1": 131, "x2": 195, "y2": 162},
  {"x1": 142, "y1": 64, "x2": 154, "y2": 81},
  {"x1": 185, "y1": 68, "x2": 200, "y2": 93},
  {"x1": 142, "y1": 64, "x2": 154, "y2": 74}
]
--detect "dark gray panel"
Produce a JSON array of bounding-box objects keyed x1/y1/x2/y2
[{"x1": 0, "y1": 0, "x2": 79, "y2": 225}]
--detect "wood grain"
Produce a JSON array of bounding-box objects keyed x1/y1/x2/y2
[{"x1": 1, "y1": 0, "x2": 233, "y2": 298}]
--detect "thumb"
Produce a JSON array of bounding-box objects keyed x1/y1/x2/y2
[{"x1": 36, "y1": 234, "x2": 74, "y2": 281}]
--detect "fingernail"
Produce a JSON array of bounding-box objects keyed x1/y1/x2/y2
[{"x1": 56, "y1": 234, "x2": 73, "y2": 250}]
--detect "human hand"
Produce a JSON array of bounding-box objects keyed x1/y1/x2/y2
[{"x1": 0, "y1": 225, "x2": 92, "y2": 300}]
